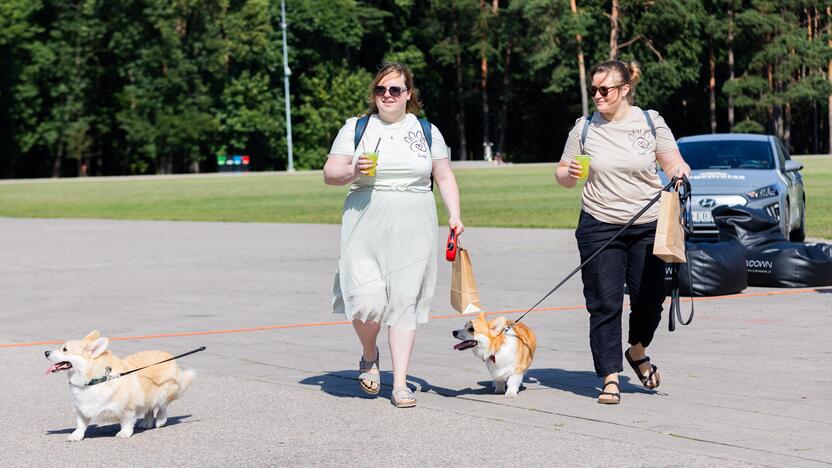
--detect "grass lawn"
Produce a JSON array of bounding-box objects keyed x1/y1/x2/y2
[{"x1": 1, "y1": 157, "x2": 830, "y2": 239}]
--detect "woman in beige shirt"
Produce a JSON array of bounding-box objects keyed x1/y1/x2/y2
[{"x1": 555, "y1": 60, "x2": 691, "y2": 404}]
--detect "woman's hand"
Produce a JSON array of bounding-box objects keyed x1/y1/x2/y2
[
  {"x1": 567, "y1": 160, "x2": 584, "y2": 179},
  {"x1": 356, "y1": 155, "x2": 374, "y2": 175},
  {"x1": 449, "y1": 217, "x2": 465, "y2": 236}
]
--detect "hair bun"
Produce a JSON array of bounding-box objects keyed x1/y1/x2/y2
[{"x1": 628, "y1": 61, "x2": 642, "y2": 86}]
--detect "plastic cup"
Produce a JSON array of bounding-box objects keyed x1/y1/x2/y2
[
  {"x1": 364, "y1": 152, "x2": 378, "y2": 176},
  {"x1": 576, "y1": 155, "x2": 591, "y2": 180}
]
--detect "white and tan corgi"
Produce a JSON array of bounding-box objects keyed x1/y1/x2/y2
[
  {"x1": 44, "y1": 330, "x2": 195, "y2": 441},
  {"x1": 452, "y1": 312, "x2": 537, "y2": 398}
]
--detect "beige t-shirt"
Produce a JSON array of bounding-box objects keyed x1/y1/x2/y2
[
  {"x1": 560, "y1": 106, "x2": 678, "y2": 224},
  {"x1": 329, "y1": 113, "x2": 449, "y2": 192}
]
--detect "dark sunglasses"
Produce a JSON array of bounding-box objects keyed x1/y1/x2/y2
[
  {"x1": 374, "y1": 85, "x2": 408, "y2": 98},
  {"x1": 588, "y1": 84, "x2": 625, "y2": 97}
]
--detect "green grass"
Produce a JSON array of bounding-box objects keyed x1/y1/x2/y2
[{"x1": 1, "y1": 158, "x2": 830, "y2": 239}]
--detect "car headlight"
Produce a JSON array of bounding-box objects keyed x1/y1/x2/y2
[{"x1": 745, "y1": 184, "x2": 779, "y2": 199}]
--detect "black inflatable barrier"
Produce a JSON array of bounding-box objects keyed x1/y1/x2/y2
[
  {"x1": 712, "y1": 205, "x2": 832, "y2": 288},
  {"x1": 665, "y1": 240, "x2": 747, "y2": 296}
]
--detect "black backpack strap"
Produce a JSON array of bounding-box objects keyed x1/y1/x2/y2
[
  {"x1": 579, "y1": 114, "x2": 592, "y2": 154},
  {"x1": 418, "y1": 118, "x2": 436, "y2": 191},
  {"x1": 643, "y1": 110, "x2": 657, "y2": 138},
  {"x1": 353, "y1": 114, "x2": 371, "y2": 150}
]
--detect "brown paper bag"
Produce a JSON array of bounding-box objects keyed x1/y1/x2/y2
[
  {"x1": 653, "y1": 189, "x2": 687, "y2": 263},
  {"x1": 450, "y1": 247, "x2": 484, "y2": 314}
]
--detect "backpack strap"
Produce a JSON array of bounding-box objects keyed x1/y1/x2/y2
[
  {"x1": 643, "y1": 110, "x2": 657, "y2": 138},
  {"x1": 353, "y1": 114, "x2": 370, "y2": 150},
  {"x1": 418, "y1": 118, "x2": 432, "y2": 149},
  {"x1": 579, "y1": 113, "x2": 593, "y2": 154}
]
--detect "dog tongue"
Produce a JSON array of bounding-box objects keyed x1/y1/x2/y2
[{"x1": 45, "y1": 363, "x2": 61, "y2": 375}]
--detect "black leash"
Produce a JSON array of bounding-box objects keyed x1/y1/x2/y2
[
  {"x1": 668, "y1": 179, "x2": 695, "y2": 331},
  {"x1": 505, "y1": 176, "x2": 691, "y2": 334},
  {"x1": 85, "y1": 346, "x2": 206, "y2": 386}
]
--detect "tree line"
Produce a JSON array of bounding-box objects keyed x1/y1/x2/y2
[{"x1": 1, "y1": 0, "x2": 831, "y2": 178}]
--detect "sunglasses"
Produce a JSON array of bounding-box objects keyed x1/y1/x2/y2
[
  {"x1": 374, "y1": 85, "x2": 408, "y2": 98},
  {"x1": 588, "y1": 84, "x2": 625, "y2": 97}
]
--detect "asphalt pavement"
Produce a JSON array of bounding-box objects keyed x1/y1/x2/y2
[{"x1": 1, "y1": 217, "x2": 830, "y2": 467}]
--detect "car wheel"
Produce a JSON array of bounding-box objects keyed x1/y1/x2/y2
[{"x1": 789, "y1": 197, "x2": 806, "y2": 242}]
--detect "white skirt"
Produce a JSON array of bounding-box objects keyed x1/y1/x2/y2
[{"x1": 332, "y1": 187, "x2": 438, "y2": 330}]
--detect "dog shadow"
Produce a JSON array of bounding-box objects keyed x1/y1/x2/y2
[
  {"x1": 299, "y1": 370, "x2": 494, "y2": 399},
  {"x1": 525, "y1": 368, "x2": 658, "y2": 398},
  {"x1": 47, "y1": 415, "x2": 194, "y2": 438}
]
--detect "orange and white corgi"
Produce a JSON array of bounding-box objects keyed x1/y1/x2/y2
[
  {"x1": 452, "y1": 312, "x2": 537, "y2": 398},
  {"x1": 44, "y1": 331, "x2": 195, "y2": 441}
]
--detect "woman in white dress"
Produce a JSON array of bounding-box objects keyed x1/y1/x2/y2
[{"x1": 323, "y1": 63, "x2": 463, "y2": 408}]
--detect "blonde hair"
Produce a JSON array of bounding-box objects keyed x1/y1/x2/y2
[
  {"x1": 589, "y1": 60, "x2": 641, "y2": 104},
  {"x1": 366, "y1": 62, "x2": 422, "y2": 115}
]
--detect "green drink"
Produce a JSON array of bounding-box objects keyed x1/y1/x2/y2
[
  {"x1": 364, "y1": 152, "x2": 379, "y2": 176},
  {"x1": 576, "y1": 155, "x2": 591, "y2": 180}
]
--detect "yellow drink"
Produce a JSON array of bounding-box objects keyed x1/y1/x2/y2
[
  {"x1": 365, "y1": 152, "x2": 378, "y2": 177},
  {"x1": 576, "y1": 155, "x2": 591, "y2": 180}
]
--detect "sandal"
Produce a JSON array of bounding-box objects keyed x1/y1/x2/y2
[
  {"x1": 597, "y1": 380, "x2": 620, "y2": 405},
  {"x1": 625, "y1": 348, "x2": 661, "y2": 389},
  {"x1": 358, "y1": 347, "x2": 380, "y2": 395},
  {"x1": 391, "y1": 386, "x2": 416, "y2": 408}
]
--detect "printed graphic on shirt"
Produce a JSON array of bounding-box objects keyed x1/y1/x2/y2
[
  {"x1": 628, "y1": 128, "x2": 654, "y2": 154},
  {"x1": 405, "y1": 130, "x2": 428, "y2": 153}
]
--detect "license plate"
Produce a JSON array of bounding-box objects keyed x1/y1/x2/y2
[{"x1": 692, "y1": 211, "x2": 714, "y2": 224}]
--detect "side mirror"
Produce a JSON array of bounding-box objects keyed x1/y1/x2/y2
[{"x1": 784, "y1": 160, "x2": 803, "y2": 173}]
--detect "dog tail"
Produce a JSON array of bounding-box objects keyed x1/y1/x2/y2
[{"x1": 178, "y1": 368, "x2": 196, "y2": 394}]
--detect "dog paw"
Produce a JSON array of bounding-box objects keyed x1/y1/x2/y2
[
  {"x1": 116, "y1": 429, "x2": 133, "y2": 438},
  {"x1": 155, "y1": 418, "x2": 167, "y2": 428},
  {"x1": 504, "y1": 389, "x2": 518, "y2": 398},
  {"x1": 67, "y1": 431, "x2": 85, "y2": 442}
]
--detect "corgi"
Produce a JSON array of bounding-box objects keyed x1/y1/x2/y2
[
  {"x1": 452, "y1": 312, "x2": 537, "y2": 398},
  {"x1": 44, "y1": 330, "x2": 195, "y2": 441}
]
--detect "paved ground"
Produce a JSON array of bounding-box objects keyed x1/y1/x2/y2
[{"x1": 1, "y1": 217, "x2": 830, "y2": 467}]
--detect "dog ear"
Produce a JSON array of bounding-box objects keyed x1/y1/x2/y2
[
  {"x1": 477, "y1": 312, "x2": 487, "y2": 322},
  {"x1": 83, "y1": 330, "x2": 100, "y2": 343},
  {"x1": 489, "y1": 316, "x2": 507, "y2": 333},
  {"x1": 85, "y1": 337, "x2": 109, "y2": 358}
]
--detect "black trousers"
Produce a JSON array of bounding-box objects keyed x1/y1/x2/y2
[{"x1": 575, "y1": 211, "x2": 666, "y2": 377}]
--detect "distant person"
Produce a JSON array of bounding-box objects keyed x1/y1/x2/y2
[
  {"x1": 555, "y1": 60, "x2": 691, "y2": 404},
  {"x1": 323, "y1": 62, "x2": 463, "y2": 408}
]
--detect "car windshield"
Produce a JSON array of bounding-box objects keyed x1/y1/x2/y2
[{"x1": 678, "y1": 140, "x2": 774, "y2": 170}]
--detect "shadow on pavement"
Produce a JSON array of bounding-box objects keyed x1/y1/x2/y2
[
  {"x1": 47, "y1": 414, "x2": 194, "y2": 438},
  {"x1": 526, "y1": 368, "x2": 654, "y2": 399}
]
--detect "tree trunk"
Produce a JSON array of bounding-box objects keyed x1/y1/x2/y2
[
  {"x1": 452, "y1": 12, "x2": 467, "y2": 161},
  {"x1": 709, "y1": 42, "x2": 716, "y2": 133},
  {"x1": 479, "y1": 0, "x2": 490, "y2": 159},
  {"x1": 828, "y1": 6, "x2": 832, "y2": 154},
  {"x1": 496, "y1": 35, "x2": 512, "y2": 157},
  {"x1": 609, "y1": 0, "x2": 619, "y2": 61},
  {"x1": 52, "y1": 144, "x2": 63, "y2": 178},
  {"x1": 785, "y1": 102, "x2": 791, "y2": 148},
  {"x1": 571, "y1": 0, "x2": 588, "y2": 116},
  {"x1": 728, "y1": 5, "x2": 735, "y2": 129}
]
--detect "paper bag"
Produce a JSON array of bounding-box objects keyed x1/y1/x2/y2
[
  {"x1": 450, "y1": 247, "x2": 484, "y2": 314},
  {"x1": 653, "y1": 189, "x2": 687, "y2": 263}
]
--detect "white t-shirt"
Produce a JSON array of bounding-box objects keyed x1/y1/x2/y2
[
  {"x1": 560, "y1": 107, "x2": 678, "y2": 224},
  {"x1": 329, "y1": 113, "x2": 449, "y2": 192}
]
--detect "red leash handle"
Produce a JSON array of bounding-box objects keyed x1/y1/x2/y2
[{"x1": 445, "y1": 228, "x2": 458, "y2": 262}]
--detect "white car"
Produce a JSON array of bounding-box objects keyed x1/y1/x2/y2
[{"x1": 661, "y1": 133, "x2": 806, "y2": 241}]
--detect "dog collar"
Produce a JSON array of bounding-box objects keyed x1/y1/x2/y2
[{"x1": 84, "y1": 367, "x2": 113, "y2": 387}]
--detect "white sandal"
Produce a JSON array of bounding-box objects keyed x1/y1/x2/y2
[
  {"x1": 358, "y1": 347, "x2": 380, "y2": 395},
  {"x1": 391, "y1": 386, "x2": 416, "y2": 408}
]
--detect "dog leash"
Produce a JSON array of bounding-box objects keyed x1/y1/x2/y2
[
  {"x1": 85, "y1": 346, "x2": 206, "y2": 387},
  {"x1": 504, "y1": 176, "x2": 690, "y2": 335}
]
